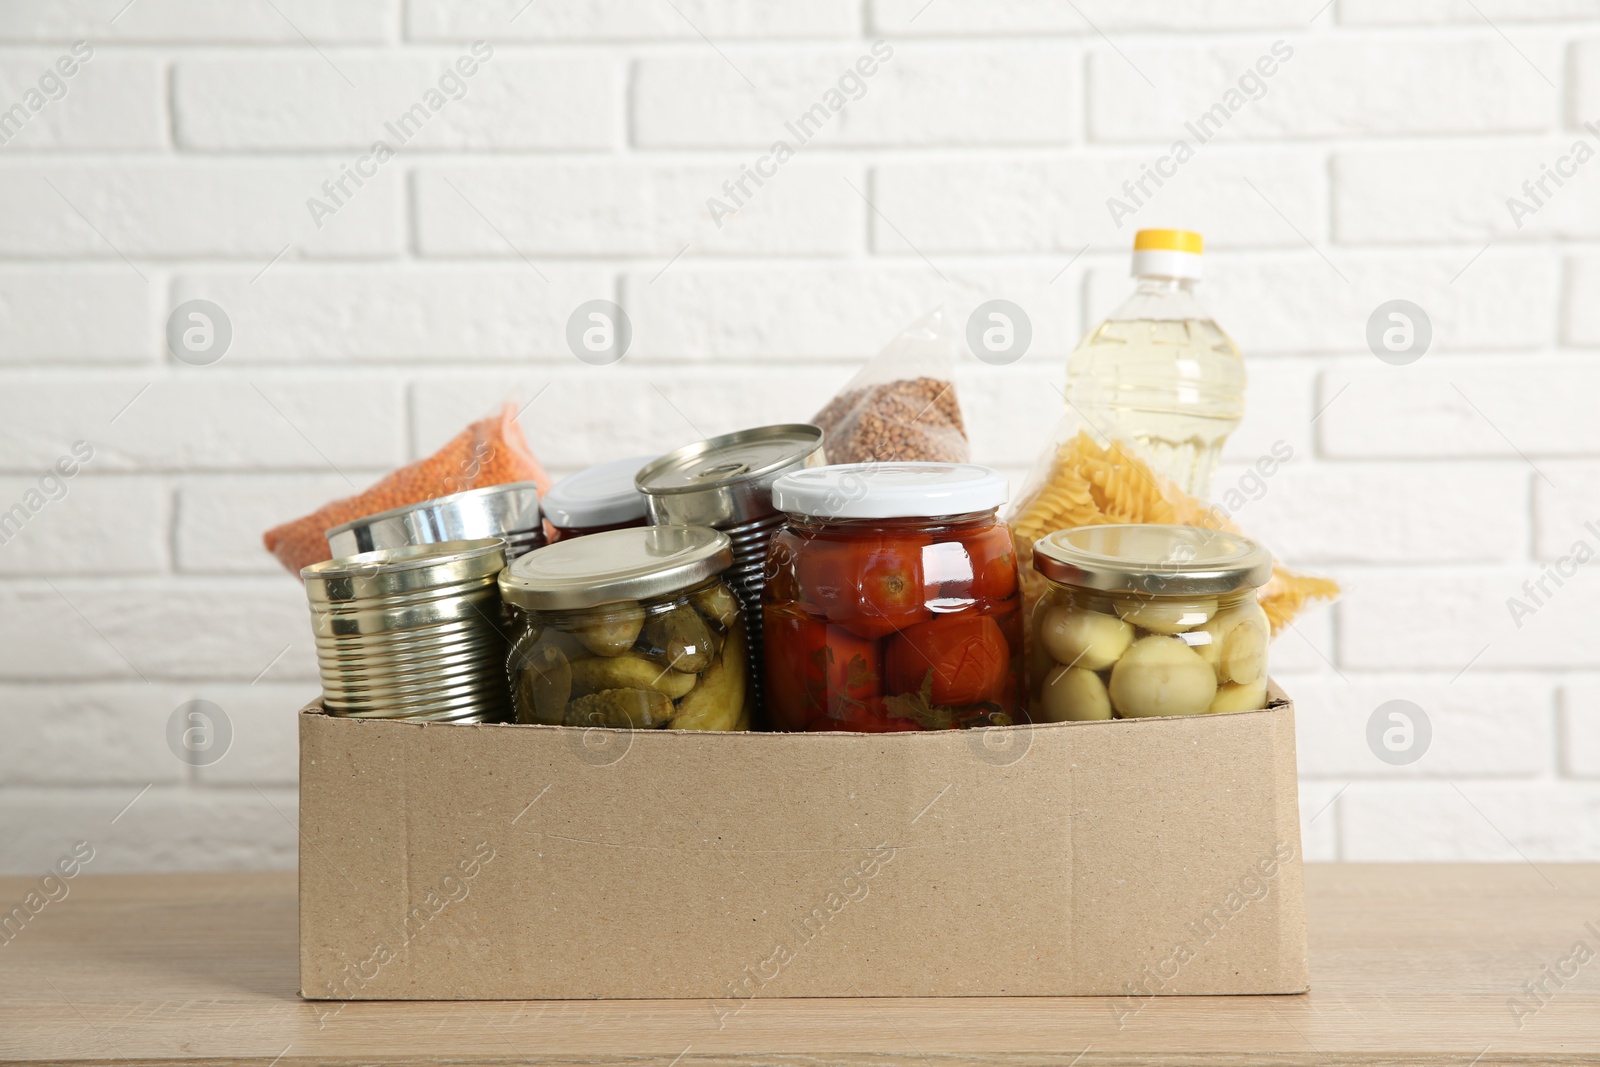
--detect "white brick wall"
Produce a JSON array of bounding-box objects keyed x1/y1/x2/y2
[{"x1": 1, "y1": 0, "x2": 1596, "y2": 872}]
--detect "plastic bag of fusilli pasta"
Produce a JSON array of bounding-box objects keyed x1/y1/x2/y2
[{"x1": 1006, "y1": 416, "x2": 1338, "y2": 638}]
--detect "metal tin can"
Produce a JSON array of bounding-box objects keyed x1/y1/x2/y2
[
  {"x1": 1029, "y1": 524, "x2": 1274, "y2": 721},
  {"x1": 303, "y1": 539, "x2": 512, "y2": 723},
  {"x1": 543, "y1": 455, "x2": 655, "y2": 542},
  {"x1": 634, "y1": 424, "x2": 824, "y2": 720},
  {"x1": 324, "y1": 482, "x2": 546, "y2": 561},
  {"x1": 498, "y1": 525, "x2": 750, "y2": 731}
]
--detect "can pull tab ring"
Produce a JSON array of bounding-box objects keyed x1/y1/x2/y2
[{"x1": 695, "y1": 461, "x2": 749, "y2": 480}]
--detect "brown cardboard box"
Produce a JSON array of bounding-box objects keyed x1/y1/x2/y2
[{"x1": 298, "y1": 689, "x2": 1308, "y2": 1002}]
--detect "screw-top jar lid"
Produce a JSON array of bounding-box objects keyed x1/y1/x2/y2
[
  {"x1": 1032, "y1": 524, "x2": 1271, "y2": 596},
  {"x1": 542, "y1": 455, "x2": 655, "y2": 529},
  {"x1": 772, "y1": 462, "x2": 1008, "y2": 520},
  {"x1": 325, "y1": 482, "x2": 542, "y2": 557},
  {"x1": 635, "y1": 424, "x2": 824, "y2": 527},
  {"x1": 499, "y1": 524, "x2": 733, "y2": 611}
]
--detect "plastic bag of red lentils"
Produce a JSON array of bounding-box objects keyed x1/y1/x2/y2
[
  {"x1": 262, "y1": 402, "x2": 552, "y2": 577},
  {"x1": 810, "y1": 308, "x2": 969, "y2": 464}
]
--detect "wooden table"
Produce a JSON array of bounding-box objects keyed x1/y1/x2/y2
[{"x1": 2, "y1": 864, "x2": 1596, "y2": 1066}]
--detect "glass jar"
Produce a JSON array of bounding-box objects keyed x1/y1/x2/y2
[
  {"x1": 542, "y1": 455, "x2": 655, "y2": 542},
  {"x1": 1029, "y1": 524, "x2": 1273, "y2": 721},
  {"x1": 498, "y1": 525, "x2": 751, "y2": 731},
  {"x1": 763, "y1": 462, "x2": 1023, "y2": 732}
]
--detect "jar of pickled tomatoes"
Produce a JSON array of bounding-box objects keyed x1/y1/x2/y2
[
  {"x1": 763, "y1": 463, "x2": 1024, "y2": 732},
  {"x1": 1029, "y1": 524, "x2": 1274, "y2": 721}
]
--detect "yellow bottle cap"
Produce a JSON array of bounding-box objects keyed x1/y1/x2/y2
[{"x1": 1133, "y1": 229, "x2": 1204, "y2": 255}]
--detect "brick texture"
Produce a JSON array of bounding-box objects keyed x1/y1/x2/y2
[{"x1": 0, "y1": 2, "x2": 1595, "y2": 872}]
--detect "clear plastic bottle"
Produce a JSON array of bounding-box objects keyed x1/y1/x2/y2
[{"x1": 1066, "y1": 229, "x2": 1245, "y2": 500}]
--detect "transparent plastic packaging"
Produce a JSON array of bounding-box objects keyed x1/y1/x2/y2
[{"x1": 810, "y1": 309, "x2": 969, "y2": 464}]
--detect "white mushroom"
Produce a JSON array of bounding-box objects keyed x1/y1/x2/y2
[
  {"x1": 1036, "y1": 665, "x2": 1113, "y2": 722},
  {"x1": 1108, "y1": 635, "x2": 1218, "y2": 718},
  {"x1": 1197, "y1": 602, "x2": 1270, "y2": 686},
  {"x1": 1113, "y1": 595, "x2": 1217, "y2": 634},
  {"x1": 1037, "y1": 603, "x2": 1134, "y2": 670},
  {"x1": 1207, "y1": 678, "x2": 1269, "y2": 714}
]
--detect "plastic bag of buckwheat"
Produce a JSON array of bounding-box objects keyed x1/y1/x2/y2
[{"x1": 809, "y1": 308, "x2": 969, "y2": 464}]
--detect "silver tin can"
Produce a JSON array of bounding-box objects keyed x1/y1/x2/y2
[
  {"x1": 634, "y1": 425, "x2": 824, "y2": 720},
  {"x1": 302, "y1": 539, "x2": 513, "y2": 723},
  {"x1": 324, "y1": 482, "x2": 546, "y2": 561}
]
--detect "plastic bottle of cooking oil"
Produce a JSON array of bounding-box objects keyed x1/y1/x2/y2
[{"x1": 1066, "y1": 229, "x2": 1245, "y2": 500}]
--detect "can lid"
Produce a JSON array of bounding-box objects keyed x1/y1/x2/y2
[
  {"x1": 1131, "y1": 228, "x2": 1204, "y2": 281},
  {"x1": 303, "y1": 539, "x2": 507, "y2": 600},
  {"x1": 543, "y1": 455, "x2": 655, "y2": 529},
  {"x1": 636, "y1": 424, "x2": 823, "y2": 498},
  {"x1": 1032, "y1": 524, "x2": 1271, "y2": 596},
  {"x1": 499, "y1": 524, "x2": 733, "y2": 611},
  {"x1": 636, "y1": 424, "x2": 825, "y2": 528},
  {"x1": 325, "y1": 482, "x2": 542, "y2": 556},
  {"x1": 772, "y1": 462, "x2": 1008, "y2": 520}
]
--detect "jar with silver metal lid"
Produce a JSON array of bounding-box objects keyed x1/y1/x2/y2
[
  {"x1": 543, "y1": 455, "x2": 655, "y2": 542},
  {"x1": 303, "y1": 539, "x2": 512, "y2": 723},
  {"x1": 1029, "y1": 524, "x2": 1273, "y2": 721},
  {"x1": 498, "y1": 525, "x2": 750, "y2": 731},
  {"x1": 634, "y1": 424, "x2": 824, "y2": 717},
  {"x1": 325, "y1": 482, "x2": 546, "y2": 561}
]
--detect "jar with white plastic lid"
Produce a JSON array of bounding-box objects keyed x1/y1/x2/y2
[
  {"x1": 1029, "y1": 524, "x2": 1273, "y2": 721},
  {"x1": 764, "y1": 462, "x2": 1024, "y2": 732},
  {"x1": 542, "y1": 455, "x2": 655, "y2": 542}
]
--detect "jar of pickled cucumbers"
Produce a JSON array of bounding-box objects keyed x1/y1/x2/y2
[
  {"x1": 498, "y1": 525, "x2": 751, "y2": 731},
  {"x1": 764, "y1": 462, "x2": 1024, "y2": 732},
  {"x1": 1029, "y1": 524, "x2": 1273, "y2": 721}
]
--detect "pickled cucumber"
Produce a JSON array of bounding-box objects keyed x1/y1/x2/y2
[
  {"x1": 565, "y1": 687, "x2": 674, "y2": 729},
  {"x1": 513, "y1": 644, "x2": 571, "y2": 726},
  {"x1": 640, "y1": 606, "x2": 715, "y2": 674},
  {"x1": 507, "y1": 622, "x2": 544, "y2": 664},
  {"x1": 689, "y1": 581, "x2": 740, "y2": 630},
  {"x1": 670, "y1": 620, "x2": 748, "y2": 731},
  {"x1": 570, "y1": 651, "x2": 697, "y2": 700},
  {"x1": 572, "y1": 604, "x2": 645, "y2": 657}
]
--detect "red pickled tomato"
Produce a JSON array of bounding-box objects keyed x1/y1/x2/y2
[
  {"x1": 764, "y1": 612, "x2": 883, "y2": 730},
  {"x1": 762, "y1": 531, "x2": 803, "y2": 606},
  {"x1": 964, "y1": 524, "x2": 1019, "y2": 602},
  {"x1": 885, "y1": 614, "x2": 1010, "y2": 707},
  {"x1": 793, "y1": 534, "x2": 931, "y2": 639}
]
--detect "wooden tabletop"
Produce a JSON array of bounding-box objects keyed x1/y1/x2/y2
[{"x1": 1, "y1": 864, "x2": 1596, "y2": 1066}]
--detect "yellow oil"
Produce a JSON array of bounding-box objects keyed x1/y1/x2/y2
[{"x1": 1066, "y1": 312, "x2": 1246, "y2": 500}]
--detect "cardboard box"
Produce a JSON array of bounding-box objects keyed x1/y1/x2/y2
[{"x1": 299, "y1": 689, "x2": 1308, "y2": 1001}]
